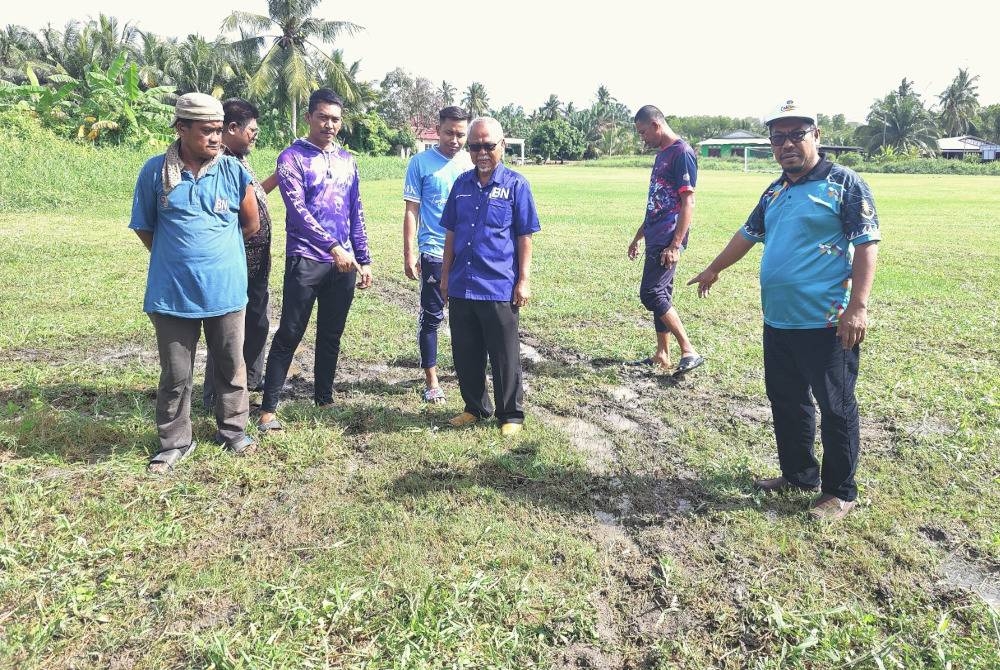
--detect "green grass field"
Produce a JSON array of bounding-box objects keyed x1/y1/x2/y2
[{"x1": 1, "y1": 146, "x2": 998, "y2": 669}]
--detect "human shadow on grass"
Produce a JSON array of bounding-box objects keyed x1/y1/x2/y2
[
  {"x1": 387, "y1": 440, "x2": 789, "y2": 523},
  {"x1": 0, "y1": 383, "x2": 161, "y2": 463},
  {"x1": 270, "y1": 399, "x2": 459, "y2": 438}
]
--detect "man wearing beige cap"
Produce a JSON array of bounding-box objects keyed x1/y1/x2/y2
[
  {"x1": 130, "y1": 92, "x2": 261, "y2": 473},
  {"x1": 689, "y1": 98, "x2": 881, "y2": 520}
]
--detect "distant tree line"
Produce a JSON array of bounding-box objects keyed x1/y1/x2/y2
[{"x1": 1, "y1": 9, "x2": 996, "y2": 160}]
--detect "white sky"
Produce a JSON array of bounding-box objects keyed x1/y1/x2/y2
[{"x1": 12, "y1": 0, "x2": 1000, "y2": 124}]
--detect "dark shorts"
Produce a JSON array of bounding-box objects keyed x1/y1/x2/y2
[{"x1": 639, "y1": 245, "x2": 679, "y2": 319}]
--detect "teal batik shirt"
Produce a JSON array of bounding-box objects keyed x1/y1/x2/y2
[{"x1": 741, "y1": 158, "x2": 881, "y2": 329}]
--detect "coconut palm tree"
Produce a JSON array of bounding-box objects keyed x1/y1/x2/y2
[
  {"x1": 439, "y1": 80, "x2": 456, "y2": 106},
  {"x1": 937, "y1": 68, "x2": 980, "y2": 137},
  {"x1": 462, "y1": 82, "x2": 489, "y2": 117},
  {"x1": 88, "y1": 14, "x2": 139, "y2": 68},
  {"x1": 315, "y1": 48, "x2": 364, "y2": 107},
  {"x1": 0, "y1": 24, "x2": 44, "y2": 83},
  {"x1": 222, "y1": 1, "x2": 361, "y2": 135},
  {"x1": 856, "y1": 91, "x2": 939, "y2": 155},
  {"x1": 37, "y1": 21, "x2": 93, "y2": 80},
  {"x1": 538, "y1": 93, "x2": 562, "y2": 120},
  {"x1": 135, "y1": 31, "x2": 177, "y2": 89},
  {"x1": 173, "y1": 34, "x2": 232, "y2": 96}
]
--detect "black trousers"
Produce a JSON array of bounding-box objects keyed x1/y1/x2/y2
[
  {"x1": 262, "y1": 256, "x2": 355, "y2": 412},
  {"x1": 204, "y1": 266, "x2": 270, "y2": 405},
  {"x1": 449, "y1": 297, "x2": 524, "y2": 424},
  {"x1": 763, "y1": 325, "x2": 861, "y2": 501}
]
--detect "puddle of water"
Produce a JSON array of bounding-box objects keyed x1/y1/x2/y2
[{"x1": 941, "y1": 555, "x2": 1000, "y2": 610}]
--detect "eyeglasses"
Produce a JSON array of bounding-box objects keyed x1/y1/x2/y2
[
  {"x1": 769, "y1": 128, "x2": 815, "y2": 146},
  {"x1": 467, "y1": 142, "x2": 499, "y2": 152}
]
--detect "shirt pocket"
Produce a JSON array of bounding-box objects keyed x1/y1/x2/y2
[{"x1": 486, "y1": 198, "x2": 513, "y2": 228}]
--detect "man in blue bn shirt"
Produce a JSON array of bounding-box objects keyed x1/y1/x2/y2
[
  {"x1": 402, "y1": 106, "x2": 473, "y2": 403},
  {"x1": 689, "y1": 99, "x2": 881, "y2": 521},
  {"x1": 130, "y1": 93, "x2": 261, "y2": 473},
  {"x1": 440, "y1": 117, "x2": 541, "y2": 436}
]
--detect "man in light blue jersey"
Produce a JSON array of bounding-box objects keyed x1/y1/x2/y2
[
  {"x1": 689, "y1": 98, "x2": 881, "y2": 521},
  {"x1": 402, "y1": 106, "x2": 472, "y2": 402}
]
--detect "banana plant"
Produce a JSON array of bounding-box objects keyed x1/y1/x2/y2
[{"x1": 79, "y1": 51, "x2": 174, "y2": 144}]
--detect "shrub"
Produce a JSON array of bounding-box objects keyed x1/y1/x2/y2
[{"x1": 838, "y1": 152, "x2": 862, "y2": 167}]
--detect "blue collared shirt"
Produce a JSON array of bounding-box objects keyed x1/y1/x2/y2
[
  {"x1": 441, "y1": 163, "x2": 541, "y2": 301},
  {"x1": 129, "y1": 153, "x2": 252, "y2": 318}
]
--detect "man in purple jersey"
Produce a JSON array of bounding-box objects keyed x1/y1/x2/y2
[
  {"x1": 257, "y1": 89, "x2": 373, "y2": 432},
  {"x1": 628, "y1": 105, "x2": 704, "y2": 376}
]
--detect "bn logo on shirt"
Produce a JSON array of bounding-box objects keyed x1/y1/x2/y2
[
  {"x1": 213, "y1": 196, "x2": 229, "y2": 213},
  {"x1": 489, "y1": 187, "x2": 510, "y2": 200}
]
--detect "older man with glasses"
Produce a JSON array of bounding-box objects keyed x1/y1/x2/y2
[
  {"x1": 440, "y1": 117, "x2": 541, "y2": 436},
  {"x1": 689, "y1": 98, "x2": 881, "y2": 521}
]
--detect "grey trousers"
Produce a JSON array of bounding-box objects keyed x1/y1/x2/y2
[{"x1": 150, "y1": 310, "x2": 248, "y2": 454}]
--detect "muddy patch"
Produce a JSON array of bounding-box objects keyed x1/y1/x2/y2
[
  {"x1": 940, "y1": 554, "x2": 1000, "y2": 610},
  {"x1": 534, "y1": 406, "x2": 618, "y2": 475}
]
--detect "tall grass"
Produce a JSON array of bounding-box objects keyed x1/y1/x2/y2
[{"x1": 0, "y1": 118, "x2": 407, "y2": 214}]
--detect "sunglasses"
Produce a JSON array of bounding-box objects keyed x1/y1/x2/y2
[
  {"x1": 769, "y1": 128, "x2": 815, "y2": 146},
  {"x1": 467, "y1": 142, "x2": 499, "y2": 152}
]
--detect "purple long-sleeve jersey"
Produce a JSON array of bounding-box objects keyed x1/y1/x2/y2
[{"x1": 275, "y1": 139, "x2": 371, "y2": 265}]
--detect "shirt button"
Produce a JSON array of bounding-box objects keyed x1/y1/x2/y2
[{"x1": 472, "y1": 224, "x2": 475, "y2": 227}]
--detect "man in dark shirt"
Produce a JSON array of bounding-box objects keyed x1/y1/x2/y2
[
  {"x1": 203, "y1": 98, "x2": 277, "y2": 411},
  {"x1": 629, "y1": 105, "x2": 704, "y2": 376}
]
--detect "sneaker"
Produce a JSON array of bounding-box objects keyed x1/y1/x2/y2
[
  {"x1": 753, "y1": 475, "x2": 820, "y2": 493},
  {"x1": 809, "y1": 494, "x2": 856, "y2": 521}
]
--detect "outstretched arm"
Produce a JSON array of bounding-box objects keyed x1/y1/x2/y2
[{"x1": 687, "y1": 231, "x2": 756, "y2": 298}]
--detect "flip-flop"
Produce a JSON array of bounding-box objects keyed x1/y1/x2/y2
[
  {"x1": 213, "y1": 432, "x2": 256, "y2": 454},
  {"x1": 423, "y1": 387, "x2": 446, "y2": 403},
  {"x1": 673, "y1": 354, "x2": 706, "y2": 377},
  {"x1": 147, "y1": 441, "x2": 197, "y2": 474},
  {"x1": 257, "y1": 418, "x2": 283, "y2": 433}
]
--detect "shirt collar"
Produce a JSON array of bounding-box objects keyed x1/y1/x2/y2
[
  {"x1": 477, "y1": 162, "x2": 508, "y2": 188},
  {"x1": 782, "y1": 153, "x2": 832, "y2": 185}
]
